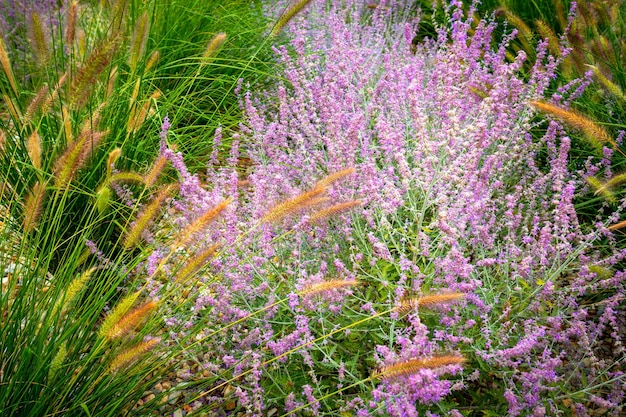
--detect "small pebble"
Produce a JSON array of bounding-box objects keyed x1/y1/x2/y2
[{"x1": 168, "y1": 391, "x2": 181, "y2": 404}]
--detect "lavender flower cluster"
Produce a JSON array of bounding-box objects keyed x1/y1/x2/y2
[{"x1": 115, "y1": 0, "x2": 625, "y2": 415}]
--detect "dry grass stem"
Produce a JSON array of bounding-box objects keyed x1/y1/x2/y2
[
  {"x1": 608, "y1": 220, "x2": 626, "y2": 231},
  {"x1": 109, "y1": 338, "x2": 160, "y2": 372},
  {"x1": 373, "y1": 354, "x2": 466, "y2": 381},
  {"x1": 529, "y1": 100, "x2": 616, "y2": 149}
]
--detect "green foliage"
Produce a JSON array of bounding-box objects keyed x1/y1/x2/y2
[{"x1": 0, "y1": 0, "x2": 275, "y2": 415}]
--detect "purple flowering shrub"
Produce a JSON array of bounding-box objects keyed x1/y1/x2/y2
[
  {"x1": 231, "y1": 0, "x2": 624, "y2": 415},
  {"x1": 103, "y1": 0, "x2": 625, "y2": 416}
]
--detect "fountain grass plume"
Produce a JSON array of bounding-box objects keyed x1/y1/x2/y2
[
  {"x1": 27, "y1": 130, "x2": 42, "y2": 169},
  {"x1": 123, "y1": 183, "x2": 178, "y2": 250},
  {"x1": 23, "y1": 180, "x2": 46, "y2": 232},
  {"x1": 98, "y1": 290, "x2": 142, "y2": 340},
  {"x1": 104, "y1": 300, "x2": 159, "y2": 340},
  {"x1": 529, "y1": 100, "x2": 616, "y2": 150},
  {"x1": 65, "y1": 1, "x2": 77, "y2": 46},
  {"x1": 108, "y1": 338, "x2": 160, "y2": 372},
  {"x1": 172, "y1": 199, "x2": 231, "y2": 250},
  {"x1": 395, "y1": 292, "x2": 466, "y2": 314},
  {"x1": 28, "y1": 12, "x2": 50, "y2": 66},
  {"x1": 307, "y1": 200, "x2": 362, "y2": 225},
  {"x1": 269, "y1": 0, "x2": 314, "y2": 39},
  {"x1": 68, "y1": 32, "x2": 121, "y2": 109},
  {"x1": 261, "y1": 185, "x2": 326, "y2": 224},
  {"x1": 0, "y1": 37, "x2": 18, "y2": 95},
  {"x1": 128, "y1": 12, "x2": 149, "y2": 73},
  {"x1": 175, "y1": 243, "x2": 220, "y2": 284},
  {"x1": 373, "y1": 354, "x2": 466, "y2": 381}
]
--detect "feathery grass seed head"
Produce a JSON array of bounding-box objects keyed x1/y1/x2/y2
[
  {"x1": 123, "y1": 183, "x2": 177, "y2": 249},
  {"x1": 27, "y1": 130, "x2": 42, "y2": 169},
  {"x1": 173, "y1": 199, "x2": 231, "y2": 249},
  {"x1": 105, "y1": 300, "x2": 158, "y2": 340},
  {"x1": 315, "y1": 167, "x2": 356, "y2": 189},
  {"x1": 270, "y1": 0, "x2": 314, "y2": 39},
  {"x1": 66, "y1": 1, "x2": 78, "y2": 46},
  {"x1": 307, "y1": 200, "x2": 362, "y2": 224},
  {"x1": 396, "y1": 292, "x2": 466, "y2": 314},
  {"x1": 128, "y1": 12, "x2": 150, "y2": 72},
  {"x1": 373, "y1": 354, "x2": 466, "y2": 381},
  {"x1": 175, "y1": 244, "x2": 220, "y2": 284},
  {"x1": 301, "y1": 279, "x2": 360, "y2": 296},
  {"x1": 48, "y1": 342, "x2": 67, "y2": 380},
  {"x1": 98, "y1": 290, "x2": 142, "y2": 339},
  {"x1": 29, "y1": 12, "x2": 50, "y2": 66},
  {"x1": 202, "y1": 32, "x2": 227, "y2": 61},
  {"x1": 529, "y1": 100, "x2": 616, "y2": 150},
  {"x1": 144, "y1": 154, "x2": 168, "y2": 187},
  {"x1": 0, "y1": 37, "x2": 18, "y2": 96},
  {"x1": 109, "y1": 337, "x2": 160, "y2": 372},
  {"x1": 262, "y1": 186, "x2": 326, "y2": 224},
  {"x1": 23, "y1": 181, "x2": 46, "y2": 232}
]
